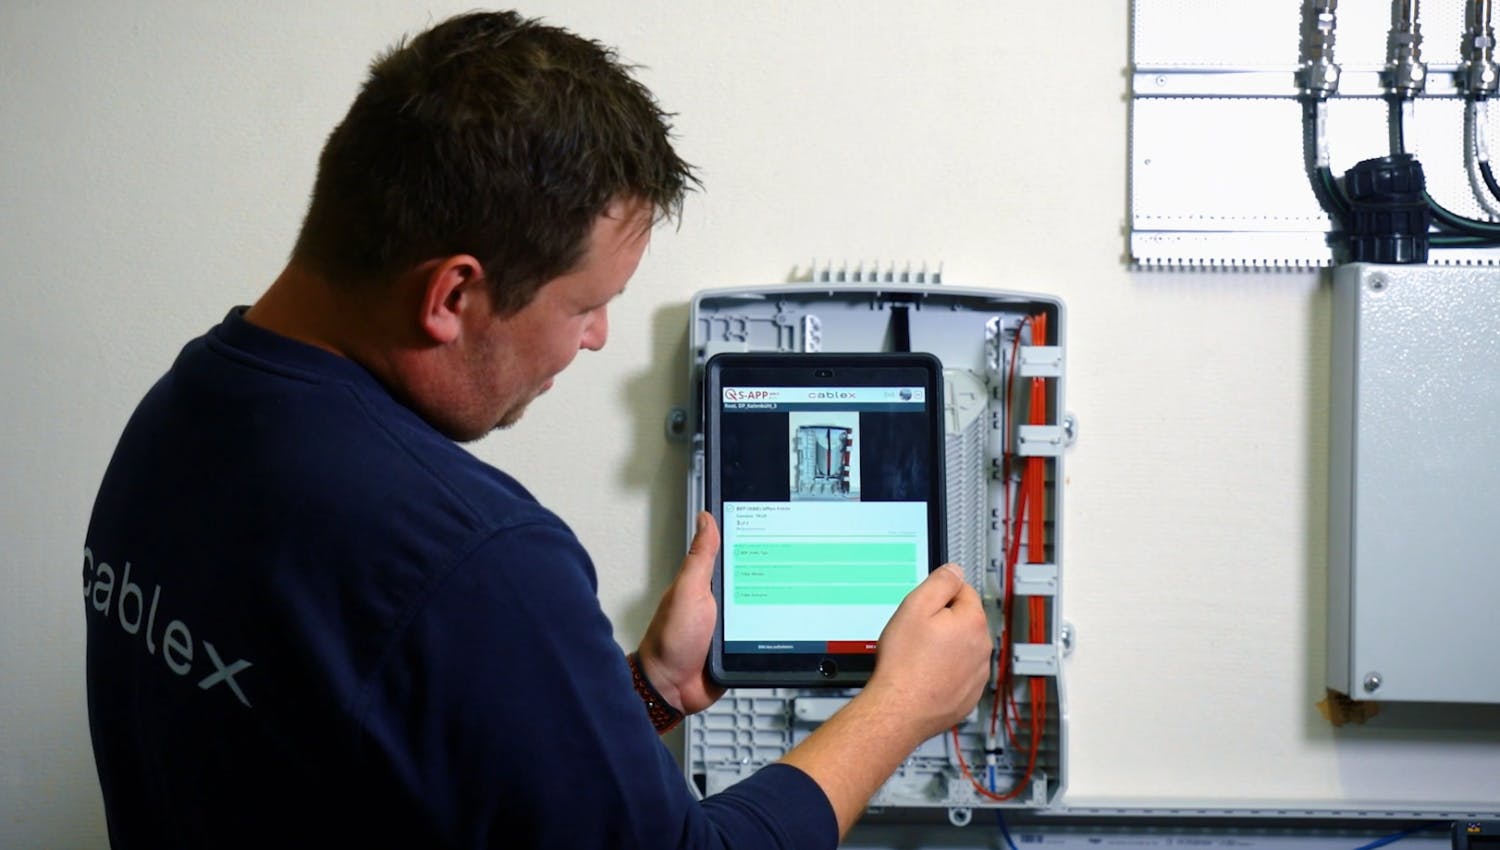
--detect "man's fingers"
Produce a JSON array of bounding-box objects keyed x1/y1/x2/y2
[
  {"x1": 677, "y1": 511, "x2": 720, "y2": 584},
  {"x1": 688, "y1": 511, "x2": 720, "y2": 555},
  {"x1": 944, "y1": 575, "x2": 985, "y2": 618},
  {"x1": 895, "y1": 563, "x2": 968, "y2": 615}
]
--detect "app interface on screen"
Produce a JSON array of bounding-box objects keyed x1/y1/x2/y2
[{"x1": 719, "y1": 382, "x2": 932, "y2": 656}]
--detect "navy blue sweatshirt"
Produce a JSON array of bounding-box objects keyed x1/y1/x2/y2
[{"x1": 83, "y1": 309, "x2": 836, "y2": 849}]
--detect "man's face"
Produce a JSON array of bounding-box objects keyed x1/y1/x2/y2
[{"x1": 450, "y1": 200, "x2": 651, "y2": 440}]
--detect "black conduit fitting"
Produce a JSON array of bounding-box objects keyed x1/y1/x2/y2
[{"x1": 1342, "y1": 154, "x2": 1431, "y2": 264}]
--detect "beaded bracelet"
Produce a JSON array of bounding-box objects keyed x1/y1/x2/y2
[{"x1": 628, "y1": 652, "x2": 684, "y2": 734}]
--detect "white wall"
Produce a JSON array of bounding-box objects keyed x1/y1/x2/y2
[{"x1": 3, "y1": 2, "x2": 1497, "y2": 846}]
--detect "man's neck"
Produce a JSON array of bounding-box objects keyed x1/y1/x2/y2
[{"x1": 243, "y1": 265, "x2": 363, "y2": 359}]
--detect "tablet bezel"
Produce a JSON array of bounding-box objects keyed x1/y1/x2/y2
[{"x1": 703, "y1": 351, "x2": 948, "y2": 688}]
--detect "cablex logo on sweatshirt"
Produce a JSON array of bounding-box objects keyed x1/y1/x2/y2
[{"x1": 83, "y1": 547, "x2": 255, "y2": 708}]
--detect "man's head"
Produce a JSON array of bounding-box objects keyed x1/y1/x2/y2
[
  {"x1": 417, "y1": 195, "x2": 652, "y2": 440},
  {"x1": 290, "y1": 10, "x2": 695, "y2": 315}
]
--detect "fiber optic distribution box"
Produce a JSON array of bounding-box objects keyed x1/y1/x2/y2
[
  {"x1": 678, "y1": 270, "x2": 1072, "y2": 818},
  {"x1": 1327, "y1": 263, "x2": 1500, "y2": 705}
]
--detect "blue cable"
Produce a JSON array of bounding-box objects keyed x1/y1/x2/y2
[
  {"x1": 1351, "y1": 823, "x2": 1445, "y2": 850},
  {"x1": 991, "y1": 818, "x2": 1439, "y2": 850},
  {"x1": 995, "y1": 809, "x2": 1019, "y2": 850}
]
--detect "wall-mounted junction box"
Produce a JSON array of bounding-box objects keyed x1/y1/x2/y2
[
  {"x1": 1328, "y1": 263, "x2": 1500, "y2": 704},
  {"x1": 678, "y1": 272, "x2": 1072, "y2": 818}
]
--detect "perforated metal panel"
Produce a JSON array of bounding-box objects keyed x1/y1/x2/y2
[{"x1": 1131, "y1": 0, "x2": 1500, "y2": 267}]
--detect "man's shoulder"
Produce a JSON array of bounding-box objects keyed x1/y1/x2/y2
[{"x1": 99, "y1": 310, "x2": 570, "y2": 587}]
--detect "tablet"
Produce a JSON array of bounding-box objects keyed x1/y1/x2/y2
[{"x1": 704, "y1": 352, "x2": 948, "y2": 687}]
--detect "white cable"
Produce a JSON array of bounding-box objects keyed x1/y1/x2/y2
[
  {"x1": 1314, "y1": 100, "x2": 1333, "y2": 169},
  {"x1": 1477, "y1": 98, "x2": 1491, "y2": 163},
  {"x1": 1401, "y1": 98, "x2": 1418, "y2": 155},
  {"x1": 1466, "y1": 98, "x2": 1500, "y2": 218}
]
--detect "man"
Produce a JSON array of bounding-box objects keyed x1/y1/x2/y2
[{"x1": 83, "y1": 10, "x2": 991, "y2": 849}]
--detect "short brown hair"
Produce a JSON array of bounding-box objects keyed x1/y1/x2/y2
[{"x1": 291, "y1": 11, "x2": 696, "y2": 314}]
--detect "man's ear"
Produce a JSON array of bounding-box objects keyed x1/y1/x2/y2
[{"x1": 416, "y1": 255, "x2": 486, "y2": 345}]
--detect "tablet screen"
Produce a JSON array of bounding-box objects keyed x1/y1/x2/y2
[{"x1": 705, "y1": 353, "x2": 947, "y2": 686}]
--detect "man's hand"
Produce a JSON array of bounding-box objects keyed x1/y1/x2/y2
[
  {"x1": 863, "y1": 564, "x2": 992, "y2": 740},
  {"x1": 635, "y1": 511, "x2": 724, "y2": 716},
  {"x1": 778, "y1": 563, "x2": 992, "y2": 838}
]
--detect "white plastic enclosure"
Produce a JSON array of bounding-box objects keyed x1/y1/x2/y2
[{"x1": 679, "y1": 273, "x2": 1072, "y2": 816}]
